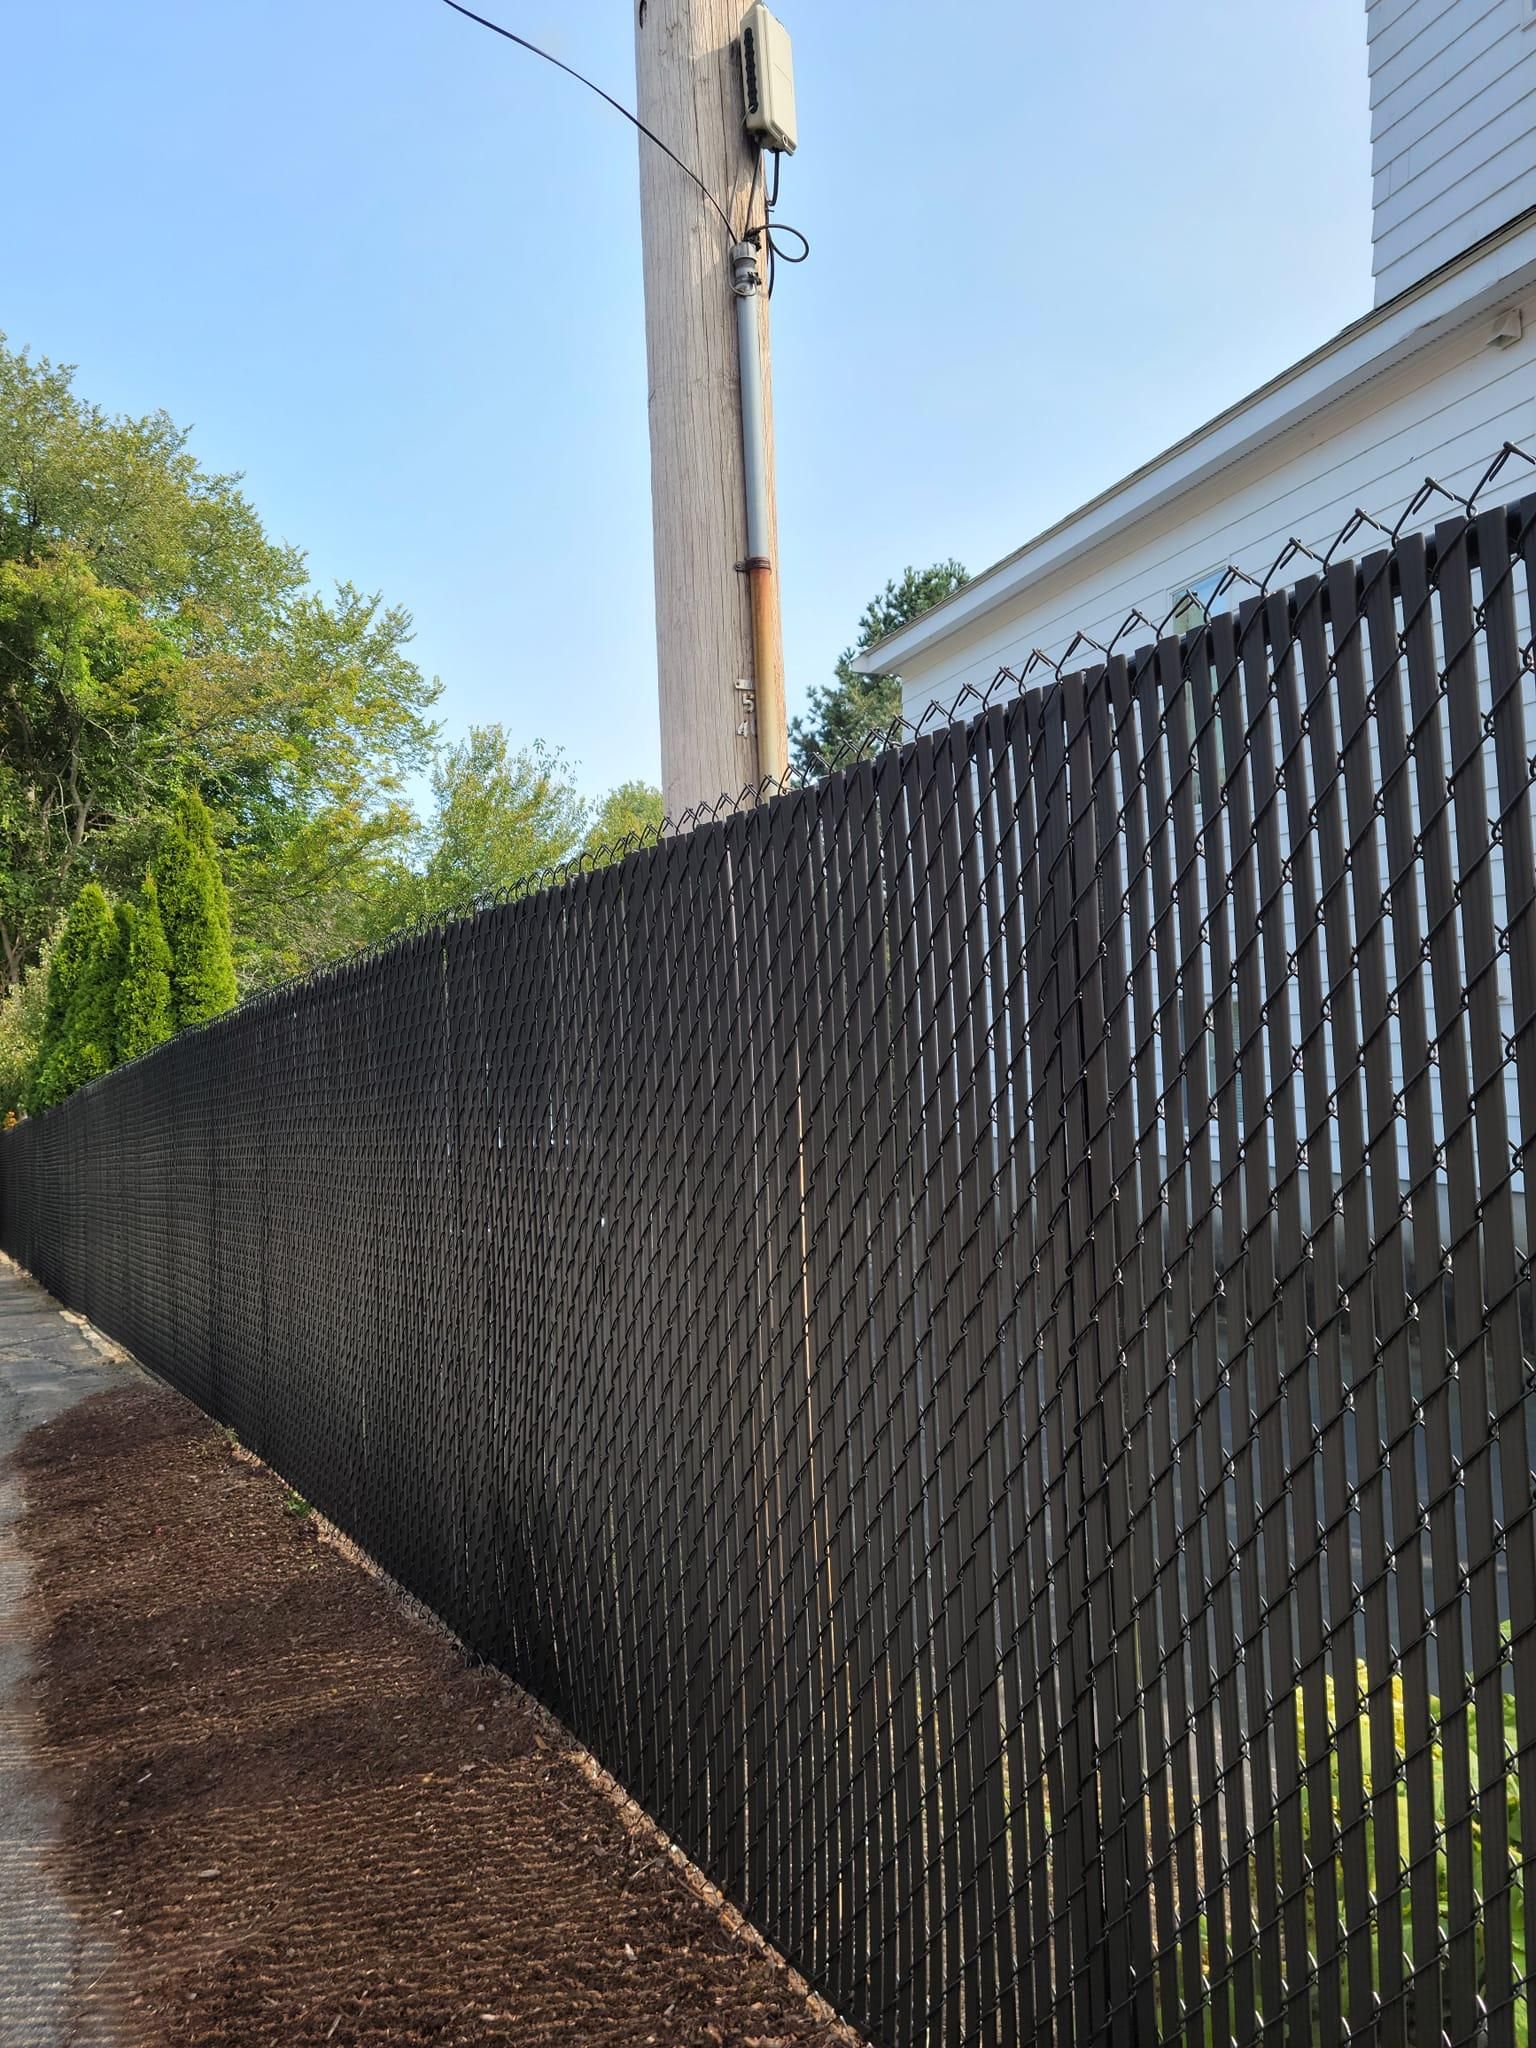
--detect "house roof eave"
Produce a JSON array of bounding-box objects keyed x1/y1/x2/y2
[{"x1": 854, "y1": 203, "x2": 1536, "y2": 678}]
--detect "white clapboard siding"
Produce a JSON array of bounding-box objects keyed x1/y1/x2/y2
[
  {"x1": 1368, "y1": 0, "x2": 1505, "y2": 97},
  {"x1": 1369, "y1": 0, "x2": 1536, "y2": 301},
  {"x1": 899, "y1": 312, "x2": 1536, "y2": 723},
  {"x1": 1376, "y1": 75, "x2": 1536, "y2": 215},
  {"x1": 1372, "y1": 27, "x2": 1531, "y2": 180}
]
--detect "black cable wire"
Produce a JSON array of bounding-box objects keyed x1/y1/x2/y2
[
  {"x1": 754, "y1": 147, "x2": 809, "y2": 296},
  {"x1": 766, "y1": 218, "x2": 810, "y2": 265},
  {"x1": 440, "y1": 0, "x2": 811, "y2": 291},
  {"x1": 745, "y1": 145, "x2": 765, "y2": 247},
  {"x1": 439, "y1": 0, "x2": 737, "y2": 239}
]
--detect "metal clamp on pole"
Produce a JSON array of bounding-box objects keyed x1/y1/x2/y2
[{"x1": 731, "y1": 235, "x2": 788, "y2": 786}]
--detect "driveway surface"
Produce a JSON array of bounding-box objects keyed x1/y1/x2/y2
[{"x1": 0, "y1": 1256, "x2": 133, "y2": 2047}]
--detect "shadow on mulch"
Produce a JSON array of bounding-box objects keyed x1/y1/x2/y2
[{"x1": 10, "y1": 1384, "x2": 852, "y2": 2047}]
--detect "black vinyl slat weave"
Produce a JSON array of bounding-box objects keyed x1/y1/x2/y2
[{"x1": 5, "y1": 499, "x2": 1536, "y2": 2048}]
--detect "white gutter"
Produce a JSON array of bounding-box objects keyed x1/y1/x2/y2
[{"x1": 854, "y1": 206, "x2": 1536, "y2": 676}]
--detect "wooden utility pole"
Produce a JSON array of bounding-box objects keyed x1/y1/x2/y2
[{"x1": 634, "y1": 0, "x2": 787, "y2": 818}]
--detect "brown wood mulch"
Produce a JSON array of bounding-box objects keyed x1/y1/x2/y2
[{"x1": 9, "y1": 1382, "x2": 856, "y2": 2047}]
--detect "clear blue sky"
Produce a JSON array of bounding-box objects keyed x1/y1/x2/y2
[{"x1": 5, "y1": 0, "x2": 1373, "y2": 800}]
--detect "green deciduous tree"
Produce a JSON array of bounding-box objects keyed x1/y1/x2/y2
[
  {"x1": 116, "y1": 871, "x2": 174, "y2": 1060},
  {"x1": 203, "y1": 583, "x2": 439, "y2": 984},
  {"x1": 0, "y1": 550, "x2": 182, "y2": 986},
  {"x1": 1, "y1": 333, "x2": 684, "y2": 994},
  {"x1": 359, "y1": 728, "x2": 587, "y2": 936},
  {"x1": 789, "y1": 560, "x2": 970, "y2": 778},
  {"x1": 154, "y1": 791, "x2": 237, "y2": 1029},
  {"x1": 0, "y1": 339, "x2": 287, "y2": 612},
  {"x1": 425, "y1": 728, "x2": 586, "y2": 902},
  {"x1": 0, "y1": 333, "x2": 441, "y2": 993},
  {"x1": 0, "y1": 336, "x2": 292, "y2": 985},
  {"x1": 28, "y1": 883, "x2": 122, "y2": 1109},
  {"x1": 582, "y1": 780, "x2": 665, "y2": 864}
]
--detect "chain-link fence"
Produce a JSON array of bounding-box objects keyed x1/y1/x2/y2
[{"x1": 4, "y1": 491, "x2": 1535, "y2": 2048}]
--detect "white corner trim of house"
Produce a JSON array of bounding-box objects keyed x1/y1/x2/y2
[{"x1": 854, "y1": 204, "x2": 1536, "y2": 686}]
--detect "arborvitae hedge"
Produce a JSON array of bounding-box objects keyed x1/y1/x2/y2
[
  {"x1": 155, "y1": 790, "x2": 237, "y2": 1030},
  {"x1": 28, "y1": 884, "x2": 122, "y2": 1110},
  {"x1": 27, "y1": 917, "x2": 85, "y2": 1114},
  {"x1": 18, "y1": 795, "x2": 239, "y2": 1114},
  {"x1": 116, "y1": 872, "x2": 174, "y2": 1061}
]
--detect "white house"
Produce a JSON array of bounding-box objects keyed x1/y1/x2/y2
[{"x1": 862, "y1": 0, "x2": 1536, "y2": 722}]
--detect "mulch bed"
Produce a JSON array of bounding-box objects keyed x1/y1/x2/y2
[{"x1": 10, "y1": 1382, "x2": 854, "y2": 2047}]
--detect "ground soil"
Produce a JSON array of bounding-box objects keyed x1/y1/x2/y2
[{"x1": 9, "y1": 1382, "x2": 854, "y2": 2047}]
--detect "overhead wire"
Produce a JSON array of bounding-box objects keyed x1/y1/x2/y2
[
  {"x1": 438, "y1": 0, "x2": 737, "y2": 240},
  {"x1": 439, "y1": 0, "x2": 810, "y2": 288}
]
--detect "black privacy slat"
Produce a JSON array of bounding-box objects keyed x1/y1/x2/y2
[{"x1": 5, "y1": 500, "x2": 1535, "y2": 2048}]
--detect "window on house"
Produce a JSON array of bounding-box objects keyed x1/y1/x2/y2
[{"x1": 1167, "y1": 568, "x2": 1224, "y2": 636}]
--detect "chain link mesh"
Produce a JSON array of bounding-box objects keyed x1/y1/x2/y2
[{"x1": 5, "y1": 496, "x2": 1536, "y2": 2048}]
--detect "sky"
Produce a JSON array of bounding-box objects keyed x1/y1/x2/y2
[{"x1": 4, "y1": 0, "x2": 1374, "y2": 803}]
